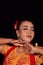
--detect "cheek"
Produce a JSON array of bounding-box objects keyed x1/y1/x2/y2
[
  {"x1": 19, "y1": 31, "x2": 23, "y2": 36},
  {"x1": 19, "y1": 31, "x2": 26, "y2": 38},
  {"x1": 31, "y1": 32, "x2": 35, "y2": 37},
  {"x1": 21, "y1": 32, "x2": 26, "y2": 36},
  {"x1": 20, "y1": 30, "x2": 26, "y2": 35}
]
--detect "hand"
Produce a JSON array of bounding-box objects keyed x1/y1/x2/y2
[
  {"x1": 12, "y1": 40, "x2": 35, "y2": 54},
  {"x1": 11, "y1": 39, "x2": 25, "y2": 47},
  {"x1": 23, "y1": 43, "x2": 35, "y2": 54}
]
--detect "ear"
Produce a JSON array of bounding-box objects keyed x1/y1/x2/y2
[{"x1": 16, "y1": 30, "x2": 19, "y2": 38}]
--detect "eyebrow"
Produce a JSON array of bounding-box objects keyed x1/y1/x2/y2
[{"x1": 23, "y1": 25, "x2": 34, "y2": 28}]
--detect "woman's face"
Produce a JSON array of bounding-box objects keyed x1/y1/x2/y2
[{"x1": 16, "y1": 21, "x2": 35, "y2": 42}]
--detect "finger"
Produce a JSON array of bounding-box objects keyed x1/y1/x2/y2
[
  {"x1": 13, "y1": 43, "x2": 23, "y2": 47},
  {"x1": 27, "y1": 43, "x2": 33, "y2": 48},
  {"x1": 12, "y1": 40, "x2": 26, "y2": 45},
  {"x1": 18, "y1": 40, "x2": 26, "y2": 44},
  {"x1": 25, "y1": 50, "x2": 34, "y2": 54}
]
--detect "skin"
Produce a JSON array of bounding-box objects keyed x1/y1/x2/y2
[
  {"x1": 16, "y1": 21, "x2": 43, "y2": 54},
  {"x1": 16, "y1": 21, "x2": 35, "y2": 54},
  {"x1": 0, "y1": 20, "x2": 43, "y2": 54},
  {"x1": 16, "y1": 21, "x2": 35, "y2": 42}
]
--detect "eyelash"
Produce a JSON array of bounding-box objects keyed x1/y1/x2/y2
[
  {"x1": 31, "y1": 30, "x2": 34, "y2": 31},
  {"x1": 23, "y1": 28, "x2": 27, "y2": 30},
  {"x1": 23, "y1": 28, "x2": 34, "y2": 31}
]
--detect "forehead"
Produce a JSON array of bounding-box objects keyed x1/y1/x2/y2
[{"x1": 19, "y1": 21, "x2": 34, "y2": 28}]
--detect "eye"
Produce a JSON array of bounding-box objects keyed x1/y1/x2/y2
[
  {"x1": 31, "y1": 29, "x2": 34, "y2": 31},
  {"x1": 23, "y1": 28, "x2": 28, "y2": 30}
]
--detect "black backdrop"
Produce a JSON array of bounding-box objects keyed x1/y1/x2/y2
[
  {"x1": 0, "y1": 16, "x2": 43, "y2": 46},
  {"x1": 0, "y1": 15, "x2": 43, "y2": 65},
  {"x1": 0, "y1": 1, "x2": 43, "y2": 64}
]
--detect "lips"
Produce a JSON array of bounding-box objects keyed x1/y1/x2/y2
[{"x1": 26, "y1": 35, "x2": 31, "y2": 38}]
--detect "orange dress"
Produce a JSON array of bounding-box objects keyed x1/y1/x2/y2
[{"x1": 2, "y1": 45, "x2": 43, "y2": 65}]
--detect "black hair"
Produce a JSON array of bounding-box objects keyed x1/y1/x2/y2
[
  {"x1": 16, "y1": 18, "x2": 35, "y2": 30},
  {"x1": 15, "y1": 18, "x2": 37, "y2": 45},
  {"x1": 13, "y1": 18, "x2": 38, "y2": 46}
]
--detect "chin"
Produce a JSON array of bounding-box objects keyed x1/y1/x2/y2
[
  {"x1": 26, "y1": 40, "x2": 31, "y2": 42},
  {"x1": 24, "y1": 39, "x2": 32, "y2": 42}
]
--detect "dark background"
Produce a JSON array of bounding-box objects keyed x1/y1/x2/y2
[
  {"x1": 0, "y1": 2, "x2": 43, "y2": 64},
  {"x1": 0, "y1": 16, "x2": 43, "y2": 46},
  {"x1": 0, "y1": 15, "x2": 43, "y2": 65}
]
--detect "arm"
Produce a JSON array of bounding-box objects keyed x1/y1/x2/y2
[
  {"x1": 0, "y1": 38, "x2": 24, "y2": 46},
  {"x1": 0, "y1": 38, "x2": 23, "y2": 52},
  {"x1": 0, "y1": 38, "x2": 14, "y2": 44},
  {"x1": 23, "y1": 43, "x2": 43, "y2": 55},
  {"x1": 27, "y1": 43, "x2": 43, "y2": 55},
  {"x1": 0, "y1": 38, "x2": 13, "y2": 53},
  {"x1": 34, "y1": 46, "x2": 43, "y2": 55}
]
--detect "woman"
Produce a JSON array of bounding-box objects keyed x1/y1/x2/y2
[{"x1": 0, "y1": 19, "x2": 43, "y2": 65}]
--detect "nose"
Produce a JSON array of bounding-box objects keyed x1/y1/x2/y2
[{"x1": 27, "y1": 30, "x2": 31, "y2": 34}]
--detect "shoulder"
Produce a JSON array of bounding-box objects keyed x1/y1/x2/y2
[{"x1": 1, "y1": 45, "x2": 12, "y2": 54}]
